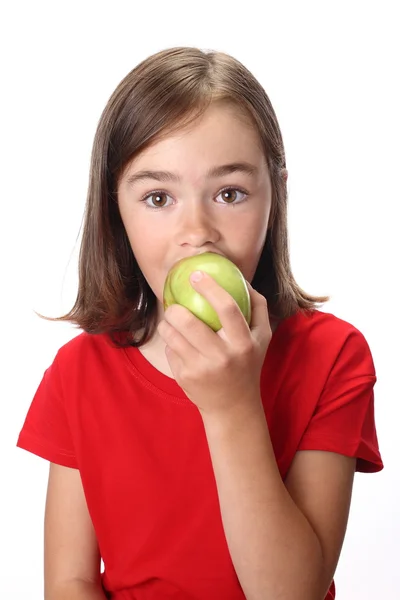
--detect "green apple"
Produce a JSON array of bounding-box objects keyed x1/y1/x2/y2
[{"x1": 163, "y1": 252, "x2": 251, "y2": 331}]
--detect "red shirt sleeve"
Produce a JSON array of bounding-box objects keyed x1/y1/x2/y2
[
  {"x1": 297, "y1": 328, "x2": 383, "y2": 473},
  {"x1": 16, "y1": 354, "x2": 78, "y2": 468}
]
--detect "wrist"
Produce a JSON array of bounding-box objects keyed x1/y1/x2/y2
[{"x1": 200, "y1": 393, "x2": 265, "y2": 435}]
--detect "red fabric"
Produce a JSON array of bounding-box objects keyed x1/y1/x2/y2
[{"x1": 17, "y1": 309, "x2": 383, "y2": 599}]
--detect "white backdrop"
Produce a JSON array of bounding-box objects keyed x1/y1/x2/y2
[{"x1": 1, "y1": 1, "x2": 399, "y2": 598}]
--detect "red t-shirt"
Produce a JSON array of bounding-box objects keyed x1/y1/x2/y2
[{"x1": 17, "y1": 309, "x2": 383, "y2": 599}]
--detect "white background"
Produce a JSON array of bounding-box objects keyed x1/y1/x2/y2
[{"x1": 1, "y1": 1, "x2": 399, "y2": 598}]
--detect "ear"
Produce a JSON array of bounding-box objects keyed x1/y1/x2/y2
[{"x1": 281, "y1": 168, "x2": 288, "y2": 182}]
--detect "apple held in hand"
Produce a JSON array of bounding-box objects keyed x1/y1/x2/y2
[{"x1": 163, "y1": 252, "x2": 251, "y2": 331}]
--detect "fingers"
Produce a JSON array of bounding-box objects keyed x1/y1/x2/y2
[
  {"x1": 189, "y1": 271, "x2": 251, "y2": 342},
  {"x1": 160, "y1": 303, "x2": 224, "y2": 358},
  {"x1": 245, "y1": 281, "x2": 272, "y2": 343},
  {"x1": 160, "y1": 274, "x2": 271, "y2": 360}
]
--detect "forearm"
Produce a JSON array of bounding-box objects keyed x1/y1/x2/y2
[
  {"x1": 46, "y1": 578, "x2": 107, "y2": 600},
  {"x1": 202, "y1": 400, "x2": 325, "y2": 600}
]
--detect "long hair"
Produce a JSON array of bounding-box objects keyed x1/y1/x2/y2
[{"x1": 40, "y1": 47, "x2": 329, "y2": 346}]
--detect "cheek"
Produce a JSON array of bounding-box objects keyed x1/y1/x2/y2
[
  {"x1": 123, "y1": 217, "x2": 160, "y2": 256},
  {"x1": 229, "y1": 214, "x2": 268, "y2": 278},
  {"x1": 123, "y1": 222, "x2": 167, "y2": 297},
  {"x1": 233, "y1": 212, "x2": 268, "y2": 251}
]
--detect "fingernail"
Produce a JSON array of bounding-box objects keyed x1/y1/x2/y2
[{"x1": 190, "y1": 270, "x2": 203, "y2": 283}]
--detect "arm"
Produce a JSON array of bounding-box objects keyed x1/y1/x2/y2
[
  {"x1": 44, "y1": 463, "x2": 106, "y2": 600},
  {"x1": 46, "y1": 579, "x2": 107, "y2": 600},
  {"x1": 202, "y1": 401, "x2": 356, "y2": 600},
  {"x1": 158, "y1": 276, "x2": 356, "y2": 599}
]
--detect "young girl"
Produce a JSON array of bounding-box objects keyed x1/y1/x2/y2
[{"x1": 17, "y1": 47, "x2": 383, "y2": 600}]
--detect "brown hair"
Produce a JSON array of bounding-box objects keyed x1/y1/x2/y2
[{"x1": 40, "y1": 47, "x2": 330, "y2": 347}]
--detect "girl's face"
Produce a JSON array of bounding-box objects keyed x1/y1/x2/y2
[{"x1": 117, "y1": 102, "x2": 272, "y2": 320}]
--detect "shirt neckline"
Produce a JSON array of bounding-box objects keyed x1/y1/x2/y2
[{"x1": 123, "y1": 310, "x2": 302, "y2": 403}]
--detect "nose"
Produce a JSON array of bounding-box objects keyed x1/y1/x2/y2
[{"x1": 175, "y1": 201, "x2": 220, "y2": 248}]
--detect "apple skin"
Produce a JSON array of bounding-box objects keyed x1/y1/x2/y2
[{"x1": 163, "y1": 252, "x2": 251, "y2": 331}]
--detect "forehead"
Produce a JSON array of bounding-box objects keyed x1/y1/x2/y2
[{"x1": 124, "y1": 103, "x2": 266, "y2": 175}]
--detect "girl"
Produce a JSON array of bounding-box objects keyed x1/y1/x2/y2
[{"x1": 17, "y1": 47, "x2": 383, "y2": 600}]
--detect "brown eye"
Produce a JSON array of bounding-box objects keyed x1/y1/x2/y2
[
  {"x1": 222, "y1": 190, "x2": 238, "y2": 203},
  {"x1": 151, "y1": 192, "x2": 168, "y2": 206},
  {"x1": 143, "y1": 191, "x2": 172, "y2": 208},
  {"x1": 216, "y1": 188, "x2": 247, "y2": 205}
]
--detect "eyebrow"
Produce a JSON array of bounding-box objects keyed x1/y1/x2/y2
[{"x1": 125, "y1": 162, "x2": 258, "y2": 187}]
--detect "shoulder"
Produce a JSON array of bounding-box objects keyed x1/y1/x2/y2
[
  {"x1": 278, "y1": 309, "x2": 374, "y2": 365},
  {"x1": 54, "y1": 330, "x2": 124, "y2": 373},
  {"x1": 283, "y1": 308, "x2": 367, "y2": 338},
  {"x1": 43, "y1": 331, "x2": 136, "y2": 410},
  {"x1": 264, "y1": 309, "x2": 376, "y2": 409}
]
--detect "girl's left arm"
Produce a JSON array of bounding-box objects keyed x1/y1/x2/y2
[{"x1": 201, "y1": 401, "x2": 356, "y2": 600}]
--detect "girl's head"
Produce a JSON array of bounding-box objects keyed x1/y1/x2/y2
[{"x1": 54, "y1": 47, "x2": 329, "y2": 345}]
